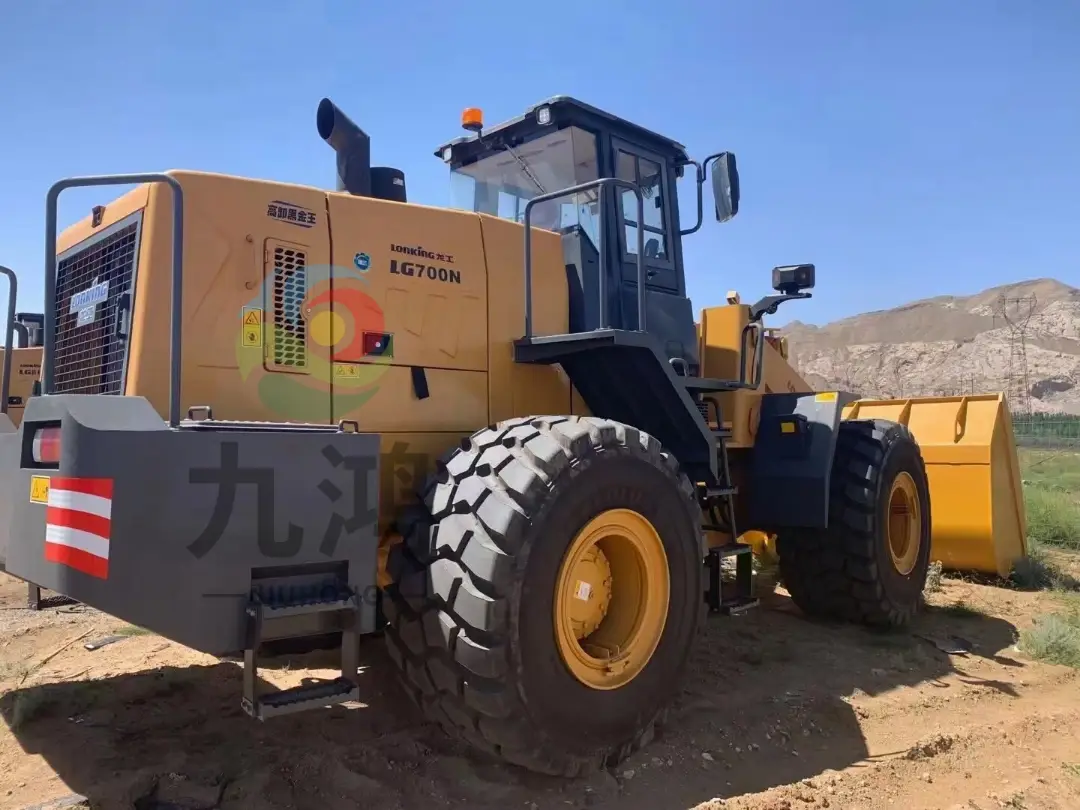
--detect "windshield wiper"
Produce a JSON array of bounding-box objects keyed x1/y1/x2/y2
[{"x1": 503, "y1": 143, "x2": 547, "y2": 195}]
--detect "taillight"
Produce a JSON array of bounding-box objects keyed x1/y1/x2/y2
[{"x1": 32, "y1": 427, "x2": 61, "y2": 465}]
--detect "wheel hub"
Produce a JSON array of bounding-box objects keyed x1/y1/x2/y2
[
  {"x1": 565, "y1": 543, "x2": 613, "y2": 640},
  {"x1": 887, "y1": 471, "x2": 922, "y2": 576},
  {"x1": 554, "y1": 508, "x2": 670, "y2": 690}
]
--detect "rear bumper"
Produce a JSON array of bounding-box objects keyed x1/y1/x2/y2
[{"x1": 0, "y1": 395, "x2": 381, "y2": 655}]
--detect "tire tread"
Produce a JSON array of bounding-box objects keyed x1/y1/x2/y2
[
  {"x1": 777, "y1": 418, "x2": 931, "y2": 627},
  {"x1": 383, "y1": 415, "x2": 697, "y2": 776}
]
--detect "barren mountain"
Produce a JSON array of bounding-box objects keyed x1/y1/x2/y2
[{"x1": 780, "y1": 278, "x2": 1080, "y2": 414}]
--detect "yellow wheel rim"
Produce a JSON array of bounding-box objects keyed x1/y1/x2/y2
[
  {"x1": 554, "y1": 508, "x2": 669, "y2": 690},
  {"x1": 887, "y1": 472, "x2": 922, "y2": 576}
]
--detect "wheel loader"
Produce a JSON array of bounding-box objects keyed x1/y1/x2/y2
[
  {"x1": 0, "y1": 266, "x2": 47, "y2": 608},
  {"x1": 0, "y1": 95, "x2": 1028, "y2": 777},
  {"x1": 0, "y1": 266, "x2": 44, "y2": 429}
]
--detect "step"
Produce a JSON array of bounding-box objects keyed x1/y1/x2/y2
[
  {"x1": 719, "y1": 596, "x2": 760, "y2": 616},
  {"x1": 242, "y1": 677, "x2": 359, "y2": 720},
  {"x1": 710, "y1": 543, "x2": 753, "y2": 559},
  {"x1": 705, "y1": 485, "x2": 738, "y2": 498},
  {"x1": 258, "y1": 596, "x2": 356, "y2": 620},
  {"x1": 242, "y1": 580, "x2": 361, "y2": 721},
  {"x1": 253, "y1": 583, "x2": 357, "y2": 619},
  {"x1": 683, "y1": 377, "x2": 744, "y2": 394}
]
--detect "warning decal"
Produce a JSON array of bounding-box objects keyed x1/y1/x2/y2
[
  {"x1": 242, "y1": 326, "x2": 263, "y2": 348},
  {"x1": 241, "y1": 307, "x2": 264, "y2": 348}
]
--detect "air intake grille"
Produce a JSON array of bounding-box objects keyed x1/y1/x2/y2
[
  {"x1": 271, "y1": 245, "x2": 308, "y2": 370},
  {"x1": 52, "y1": 220, "x2": 139, "y2": 395}
]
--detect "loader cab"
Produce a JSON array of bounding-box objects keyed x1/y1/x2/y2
[{"x1": 436, "y1": 96, "x2": 717, "y2": 373}]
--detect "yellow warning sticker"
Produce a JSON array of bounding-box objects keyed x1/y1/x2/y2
[
  {"x1": 333, "y1": 363, "x2": 360, "y2": 379},
  {"x1": 30, "y1": 475, "x2": 50, "y2": 504},
  {"x1": 242, "y1": 325, "x2": 263, "y2": 348},
  {"x1": 815, "y1": 391, "x2": 838, "y2": 403},
  {"x1": 780, "y1": 422, "x2": 795, "y2": 434},
  {"x1": 242, "y1": 307, "x2": 263, "y2": 326}
]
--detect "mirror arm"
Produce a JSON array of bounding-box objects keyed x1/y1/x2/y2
[
  {"x1": 678, "y1": 153, "x2": 729, "y2": 237},
  {"x1": 748, "y1": 292, "x2": 812, "y2": 324},
  {"x1": 678, "y1": 159, "x2": 704, "y2": 236}
]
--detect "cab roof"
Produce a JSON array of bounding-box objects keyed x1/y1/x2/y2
[{"x1": 435, "y1": 96, "x2": 690, "y2": 167}]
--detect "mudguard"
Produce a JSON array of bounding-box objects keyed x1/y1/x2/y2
[
  {"x1": 0, "y1": 394, "x2": 380, "y2": 655},
  {"x1": 746, "y1": 391, "x2": 860, "y2": 529}
]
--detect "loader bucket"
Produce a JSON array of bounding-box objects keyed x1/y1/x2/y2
[{"x1": 841, "y1": 394, "x2": 1027, "y2": 578}]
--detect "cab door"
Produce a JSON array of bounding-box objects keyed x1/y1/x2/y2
[{"x1": 611, "y1": 137, "x2": 680, "y2": 308}]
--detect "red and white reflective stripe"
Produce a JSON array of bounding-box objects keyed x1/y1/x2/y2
[{"x1": 43, "y1": 477, "x2": 113, "y2": 580}]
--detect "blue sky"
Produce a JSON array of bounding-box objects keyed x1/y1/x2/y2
[{"x1": 1, "y1": 0, "x2": 1078, "y2": 325}]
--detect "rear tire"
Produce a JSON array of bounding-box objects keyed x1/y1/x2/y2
[
  {"x1": 383, "y1": 416, "x2": 702, "y2": 776},
  {"x1": 777, "y1": 418, "x2": 932, "y2": 628}
]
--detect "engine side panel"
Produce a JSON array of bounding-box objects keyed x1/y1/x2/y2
[{"x1": 479, "y1": 214, "x2": 572, "y2": 423}]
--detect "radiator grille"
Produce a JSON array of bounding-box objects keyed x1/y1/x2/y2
[
  {"x1": 270, "y1": 246, "x2": 308, "y2": 370},
  {"x1": 52, "y1": 220, "x2": 139, "y2": 394}
]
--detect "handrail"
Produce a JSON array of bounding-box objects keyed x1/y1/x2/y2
[
  {"x1": 738, "y1": 321, "x2": 765, "y2": 389},
  {"x1": 0, "y1": 266, "x2": 17, "y2": 414},
  {"x1": 522, "y1": 178, "x2": 646, "y2": 338},
  {"x1": 45, "y1": 174, "x2": 185, "y2": 426}
]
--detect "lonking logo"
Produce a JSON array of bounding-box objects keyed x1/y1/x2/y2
[{"x1": 235, "y1": 262, "x2": 390, "y2": 420}]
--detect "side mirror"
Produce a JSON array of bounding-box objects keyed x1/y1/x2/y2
[{"x1": 711, "y1": 152, "x2": 740, "y2": 223}]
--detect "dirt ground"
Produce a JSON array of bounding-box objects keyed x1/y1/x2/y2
[{"x1": 1, "y1": 565, "x2": 1079, "y2": 810}]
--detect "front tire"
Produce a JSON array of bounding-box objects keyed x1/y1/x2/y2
[
  {"x1": 777, "y1": 418, "x2": 932, "y2": 628},
  {"x1": 383, "y1": 416, "x2": 703, "y2": 776}
]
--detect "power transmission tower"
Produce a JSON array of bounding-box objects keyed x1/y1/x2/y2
[
  {"x1": 891, "y1": 358, "x2": 912, "y2": 399},
  {"x1": 998, "y1": 293, "x2": 1036, "y2": 416}
]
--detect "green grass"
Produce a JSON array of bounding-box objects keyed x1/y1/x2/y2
[
  {"x1": 1018, "y1": 449, "x2": 1080, "y2": 552},
  {"x1": 1019, "y1": 612, "x2": 1080, "y2": 669},
  {"x1": 1011, "y1": 538, "x2": 1080, "y2": 591},
  {"x1": 1019, "y1": 448, "x2": 1080, "y2": 492},
  {"x1": 1018, "y1": 588, "x2": 1080, "y2": 669},
  {"x1": 1023, "y1": 488, "x2": 1080, "y2": 551},
  {"x1": 1011, "y1": 450, "x2": 1080, "y2": 667}
]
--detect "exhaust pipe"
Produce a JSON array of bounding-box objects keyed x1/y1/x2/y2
[{"x1": 317, "y1": 98, "x2": 372, "y2": 198}]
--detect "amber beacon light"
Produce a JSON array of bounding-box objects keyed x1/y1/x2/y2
[{"x1": 461, "y1": 107, "x2": 483, "y2": 133}]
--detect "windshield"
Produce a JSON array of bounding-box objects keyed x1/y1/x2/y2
[{"x1": 449, "y1": 126, "x2": 601, "y2": 244}]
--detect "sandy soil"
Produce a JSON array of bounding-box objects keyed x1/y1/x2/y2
[{"x1": 1, "y1": 566, "x2": 1079, "y2": 810}]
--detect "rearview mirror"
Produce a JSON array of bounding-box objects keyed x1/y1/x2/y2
[{"x1": 711, "y1": 152, "x2": 740, "y2": 223}]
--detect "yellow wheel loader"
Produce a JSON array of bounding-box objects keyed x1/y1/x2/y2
[
  {"x1": 0, "y1": 96, "x2": 1027, "y2": 777},
  {"x1": 0, "y1": 266, "x2": 47, "y2": 609},
  {"x1": 0, "y1": 267, "x2": 44, "y2": 429}
]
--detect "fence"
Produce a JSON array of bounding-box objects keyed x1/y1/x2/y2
[{"x1": 1012, "y1": 414, "x2": 1080, "y2": 449}]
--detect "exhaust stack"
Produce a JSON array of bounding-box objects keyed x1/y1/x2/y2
[{"x1": 317, "y1": 98, "x2": 372, "y2": 198}]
